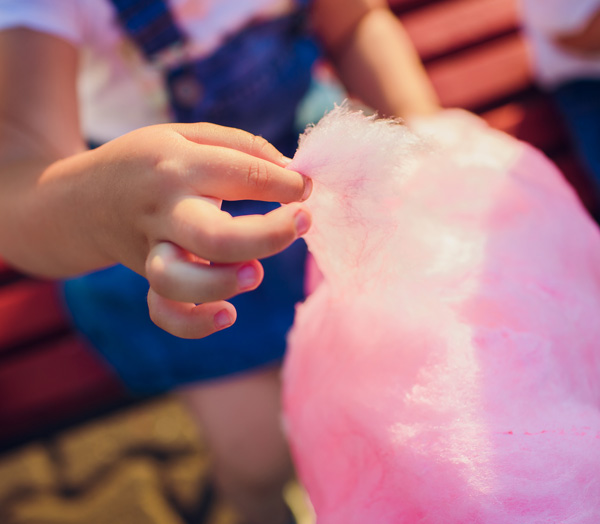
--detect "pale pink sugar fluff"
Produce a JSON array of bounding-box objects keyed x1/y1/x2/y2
[{"x1": 283, "y1": 105, "x2": 600, "y2": 523}]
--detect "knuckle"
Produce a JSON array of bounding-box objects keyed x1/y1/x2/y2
[
  {"x1": 263, "y1": 224, "x2": 295, "y2": 254},
  {"x1": 201, "y1": 277, "x2": 232, "y2": 303},
  {"x1": 146, "y1": 291, "x2": 166, "y2": 328},
  {"x1": 246, "y1": 158, "x2": 270, "y2": 191},
  {"x1": 249, "y1": 133, "x2": 273, "y2": 157},
  {"x1": 147, "y1": 305, "x2": 163, "y2": 331},
  {"x1": 146, "y1": 262, "x2": 171, "y2": 298},
  {"x1": 155, "y1": 157, "x2": 182, "y2": 182},
  {"x1": 194, "y1": 222, "x2": 231, "y2": 260}
]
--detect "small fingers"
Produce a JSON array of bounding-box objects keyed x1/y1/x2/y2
[
  {"x1": 173, "y1": 122, "x2": 292, "y2": 166},
  {"x1": 147, "y1": 287, "x2": 237, "y2": 339},
  {"x1": 170, "y1": 199, "x2": 312, "y2": 263},
  {"x1": 184, "y1": 143, "x2": 312, "y2": 204},
  {"x1": 146, "y1": 242, "x2": 264, "y2": 303}
]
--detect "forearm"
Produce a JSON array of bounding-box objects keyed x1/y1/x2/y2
[
  {"x1": 0, "y1": 27, "x2": 315, "y2": 339},
  {"x1": 325, "y1": 7, "x2": 440, "y2": 119},
  {"x1": 0, "y1": 28, "x2": 109, "y2": 277},
  {"x1": 0, "y1": 146, "x2": 115, "y2": 278},
  {"x1": 555, "y1": 8, "x2": 600, "y2": 54}
]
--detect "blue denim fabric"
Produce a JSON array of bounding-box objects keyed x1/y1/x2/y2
[
  {"x1": 552, "y1": 79, "x2": 600, "y2": 193},
  {"x1": 63, "y1": 231, "x2": 307, "y2": 395},
  {"x1": 109, "y1": 0, "x2": 185, "y2": 56},
  {"x1": 63, "y1": 8, "x2": 319, "y2": 395},
  {"x1": 167, "y1": 13, "x2": 319, "y2": 144}
]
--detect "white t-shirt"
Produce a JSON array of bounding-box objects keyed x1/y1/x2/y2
[
  {"x1": 0, "y1": 0, "x2": 295, "y2": 143},
  {"x1": 519, "y1": 0, "x2": 600, "y2": 88}
]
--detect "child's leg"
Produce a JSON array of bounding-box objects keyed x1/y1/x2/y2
[{"x1": 179, "y1": 365, "x2": 294, "y2": 524}]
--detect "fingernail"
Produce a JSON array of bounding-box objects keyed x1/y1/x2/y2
[
  {"x1": 282, "y1": 155, "x2": 294, "y2": 165},
  {"x1": 294, "y1": 209, "x2": 311, "y2": 236},
  {"x1": 214, "y1": 309, "x2": 233, "y2": 329},
  {"x1": 237, "y1": 264, "x2": 258, "y2": 289},
  {"x1": 301, "y1": 176, "x2": 313, "y2": 201}
]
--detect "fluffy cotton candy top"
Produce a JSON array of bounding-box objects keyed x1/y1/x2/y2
[{"x1": 282, "y1": 105, "x2": 600, "y2": 524}]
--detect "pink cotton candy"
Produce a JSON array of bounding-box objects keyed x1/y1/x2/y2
[{"x1": 282, "y1": 105, "x2": 600, "y2": 524}]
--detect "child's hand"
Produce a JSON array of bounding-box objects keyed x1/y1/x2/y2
[
  {"x1": 58, "y1": 123, "x2": 312, "y2": 338},
  {"x1": 0, "y1": 29, "x2": 310, "y2": 339}
]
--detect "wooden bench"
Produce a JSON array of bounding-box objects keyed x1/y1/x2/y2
[
  {"x1": 393, "y1": 0, "x2": 596, "y2": 211},
  {"x1": 0, "y1": 0, "x2": 594, "y2": 449},
  {"x1": 0, "y1": 261, "x2": 128, "y2": 449}
]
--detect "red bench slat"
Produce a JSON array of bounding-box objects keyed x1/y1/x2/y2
[
  {"x1": 402, "y1": 0, "x2": 519, "y2": 62},
  {"x1": 389, "y1": 0, "x2": 440, "y2": 13},
  {"x1": 0, "y1": 0, "x2": 593, "y2": 447},
  {"x1": 427, "y1": 32, "x2": 533, "y2": 110},
  {"x1": 0, "y1": 279, "x2": 70, "y2": 351},
  {"x1": 0, "y1": 334, "x2": 126, "y2": 443}
]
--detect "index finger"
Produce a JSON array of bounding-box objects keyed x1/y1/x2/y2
[{"x1": 185, "y1": 143, "x2": 312, "y2": 204}]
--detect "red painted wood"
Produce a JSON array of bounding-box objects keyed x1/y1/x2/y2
[
  {"x1": 402, "y1": 0, "x2": 520, "y2": 61},
  {"x1": 389, "y1": 0, "x2": 439, "y2": 13},
  {"x1": 0, "y1": 262, "x2": 128, "y2": 442},
  {"x1": 0, "y1": 279, "x2": 70, "y2": 351},
  {"x1": 427, "y1": 33, "x2": 533, "y2": 110},
  {"x1": 0, "y1": 335, "x2": 126, "y2": 442},
  {"x1": 0, "y1": 0, "x2": 591, "y2": 445}
]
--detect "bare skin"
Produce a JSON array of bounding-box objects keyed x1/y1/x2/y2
[
  {"x1": 179, "y1": 3, "x2": 441, "y2": 523},
  {"x1": 313, "y1": 0, "x2": 440, "y2": 118},
  {"x1": 555, "y1": 7, "x2": 600, "y2": 55},
  {"x1": 180, "y1": 366, "x2": 293, "y2": 524},
  {"x1": 0, "y1": 2, "x2": 440, "y2": 524},
  {"x1": 0, "y1": 29, "x2": 312, "y2": 340}
]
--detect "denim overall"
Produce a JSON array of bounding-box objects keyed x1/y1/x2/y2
[
  {"x1": 63, "y1": 0, "x2": 320, "y2": 395},
  {"x1": 552, "y1": 80, "x2": 600, "y2": 201}
]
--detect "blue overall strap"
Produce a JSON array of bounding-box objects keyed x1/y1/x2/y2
[
  {"x1": 108, "y1": 0, "x2": 312, "y2": 61},
  {"x1": 109, "y1": 0, "x2": 185, "y2": 58},
  {"x1": 107, "y1": 0, "x2": 319, "y2": 151}
]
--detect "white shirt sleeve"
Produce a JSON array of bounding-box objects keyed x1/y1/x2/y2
[
  {"x1": 0, "y1": 0, "x2": 84, "y2": 44},
  {"x1": 521, "y1": 0, "x2": 600, "y2": 36}
]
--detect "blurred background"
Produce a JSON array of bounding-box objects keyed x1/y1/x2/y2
[{"x1": 0, "y1": 0, "x2": 595, "y2": 522}]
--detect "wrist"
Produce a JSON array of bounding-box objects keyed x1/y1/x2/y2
[{"x1": 20, "y1": 150, "x2": 116, "y2": 277}]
